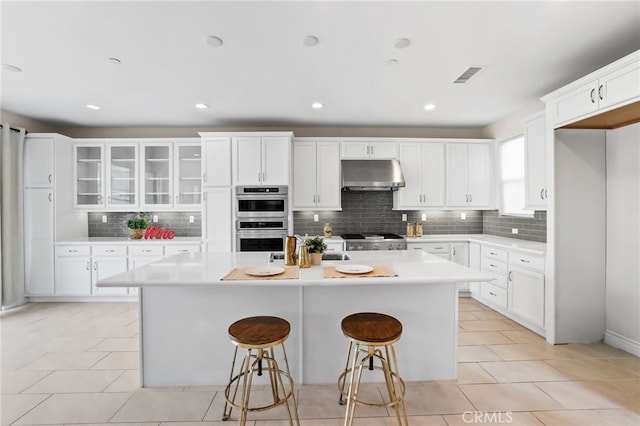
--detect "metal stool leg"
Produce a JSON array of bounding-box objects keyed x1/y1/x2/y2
[
  {"x1": 279, "y1": 342, "x2": 300, "y2": 426},
  {"x1": 338, "y1": 340, "x2": 354, "y2": 405}
]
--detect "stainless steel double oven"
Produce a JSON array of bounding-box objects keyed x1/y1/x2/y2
[{"x1": 235, "y1": 185, "x2": 288, "y2": 252}]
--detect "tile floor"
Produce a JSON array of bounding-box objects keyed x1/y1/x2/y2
[{"x1": 1, "y1": 298, "x2": 639, "y2": 425}]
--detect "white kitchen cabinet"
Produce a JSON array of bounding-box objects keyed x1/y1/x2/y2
[
  {"x1": 446, "y1": 142, "x2": 492, "y2": 208},
  {"x1": 74, "y1": 143, "x2": 105, "y2": 208},
  {"x1": 24, "y1": 136, "x2": 54, "y2": 188},
  {"x1": 201, "y1": 136, "x2": 231, "y2": 186},
  {"x1": 106, "y1": 143, "x2": 138, "y2": 208},
  {"x1": 395, "y1": 142, "x2": 445, "y2": 209},
  {"x1": 203, "y1": 187, "x2": 232, "y2": 252},
  {"x1": 508, "y1": 251, "x2": 545, "y2": 329},
  {"x1": 407, "y1": 242, "x2": 450, "y2": 259},
  {"x1": 292, "y1": 140, "x2": 341, "y2": 210},
  {"x1": 140, "y1": 143, "x2": 173, "y2": 209},
  {"x1": 550, "y1": 52, "x2": 640, "y2": 126},
  {"x1": 174, "y1": 142, "x2": 202, "y2": 209},
  {"x1": 479, "y1": 245, "x2": 508, "y2": 309},
  {"x1": 468, "y1": 242, "x2": 481, "y2": 297},
  {"x1": 452, "y1": 242, "x2": 469, "y2": 292},
  {"x1": 55, "y1": 245, "x2": 92, "y2": 296},
  {"x1": 233, "y1": 135, "x2": 291, "y2": 186},
  {"x1": 92, "y1": 245, "x2": 129, "y2": 295},
  {"x1": 24, "y1": 188, "x2": 54, "y2": 295},
  {"x1": 165, "y1": 244, "x2": 201, "y2": 257},
  {"x1": 324, "y1": 239, "x2": 344, "y2": 252},
  {"x1": 524, "y1": 114, "x2": 547, "y2": 209},
  {"x1": 341, "y1": 140, "x2": 397, "y2": 159}
]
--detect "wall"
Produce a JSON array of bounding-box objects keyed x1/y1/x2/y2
[
  {"x1": 1, "y1": 109, "x2": 61, "y2": 133},
  {"x1": 293, "y1": 191, "x2": 546, "y2": 241},
  {"x1": 88, "y1": 212, "x2": 201, "y2": 238},
  {"x1": 605, "y1": 123, "x2": 640, "y2": 355}
]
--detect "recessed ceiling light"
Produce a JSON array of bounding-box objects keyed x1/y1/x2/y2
[
  {"x1": 206, "y1": 35, "x2": 224, "y2": 47},
  {"x1": 108, "y1": 57, "x2": 121, "y2": 65},
  {"x1": 311, "y1": 102, "x2": 323, "y2": 109},
  {"x1": 303, "y1": 35, "x2": 319, "y2": 47},
  {"x1": 2, "y1": 64, "x2": 22, "y2": 72},
  {"x1": 424, "y1": 104, "x2": 436, "y2": 111},
  {"x1": 387, "y1": 59, "x2": 398, "y2": 65},
  {"x1": 195, "y1": 103, "x2": 209, "y2": 109},
  {"x1": 86, "y1": 104, "x2": 100, "y2": 110},
  {"x1": 394, "y1": 38, "x2": 411, "y2": 49}
]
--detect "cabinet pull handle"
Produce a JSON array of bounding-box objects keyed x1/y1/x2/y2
[
  {"x1": 176, "y1": 195, "x2": 179, "y2": 204},
  {"x1": 489, "y1": 291, "x2": 497, "y2": 297},
  {"x1": 107, "y1": 195, "x2": 111, "y2": 204},
  {"x1": 316, "y1": 194, "x2": 319, "y2": 203},
  {"x1": 469, "y1": 194, "x2": 472, "y2": 203},
  {"x1": 520, "y1": 259, "x2": 530, "y2": 263},
  {"x1": 48, "y1": 174, "x2": 52, "y2": 183},
  {"x1": 371, "y1": 145, "x2": 374, "y2": 155},
  {"x1": 86, "y1": 261, "x2": 90, "y2": 270},
  {"x1": 490, "y1": 252, "x2": 497, "y2": 255},
  {"x1": 48, "y1": 192, "x2": 52, "y2": 202},
  {"x1": 490, "y1": 263, "x2": 497, "y2": 268},
  {"x1": 143, "y1": 249, "x2": 151, "y2": 253},
  {"x1": 540, "y1": 188, "x2": 544, "y2": 200},
  {"x1": 106, "y1": 249, "x2": 115, "y2": 253},
  {"x1": 262, "y1": 172, "x2": 266, "y2": 182},
  {"x1": 545, "y1": 189, "x2": 548, "y2": 199},
  {"x1": 366, "y1": 146, "x2": 370, "y2": 155},
  {"x1": 203, "y1": 192, "x2": 207, "y2": 202},
  {"x1": 590, "y1": 88, "x2": 596, "y2": 103},
  {"x1": 435, "y1": 246, "x2": 444, "y2": 249},
  {"x1": 598, "y1": 84, "x2": 604, "y2": 101},
  {"x1": 203, "y1": 173, "x2": 207, "y2": 182},
  {"x1": 508, "y1": 271, "x2": 512, "y2": 281},
  {"x1": 452, "y1": 247, "x2": 456, "y2": 256},
  {"x1": 93, "y1": 262, "x2": 97, "y2": 270},
  {"x1": 69, "y1": 249, "x2": 78, "y2": 253},
  {"x1": 257, "y1": 172, "x2": 261, "y2": 182}
]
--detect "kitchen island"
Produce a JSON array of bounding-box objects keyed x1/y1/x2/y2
[{"x1": 98, "y1": 250, "x2": 494, "y2": 386}]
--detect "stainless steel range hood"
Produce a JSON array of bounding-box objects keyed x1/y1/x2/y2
[{"x1": 341, "y1": 159, "x2": 406, "y2": 191}]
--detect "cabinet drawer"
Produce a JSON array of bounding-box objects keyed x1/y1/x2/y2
[
  {"x1": 92, "y1": 245, "x2": 127, "y2": 256},
  {"x1": 510, "y1": 252, "x2": 544, "y2": 272},
  {"x1": 129, "y1": 245, "x2": 164, "y2": 256},
  {"x1": 484, "y1": 271, "x2": 508, "y2": 289},
  {"x1": 481, "y1": 257, "x2": 508, "y2": 276},
  {"x1": 420, "y1": 243, "x2": 450, "y2": 254},
  {"x1": 165, "y1": 245, "x2": 201, "y2": 257},
  {"x1": 482, "y1": 246, "x2": 508, "y2": 262},
  {"x1": 324, "y1": 241, "x2": 344, "y2": 252},
  {"x1": 481, "y1": 282, "x2": 507, "y2": 309},
  {"x1": 56, "y1": 245, "x2": 90, "y2": 256}
]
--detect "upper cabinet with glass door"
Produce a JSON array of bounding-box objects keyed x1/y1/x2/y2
[
  {"x1": 174, "y1": 142, "x2": 202, "y2": 210},
  {"x1": 140, "y1": 143, "x2": 173, "y2": 210},
  {"x1": 74, "y1": 144, "x2": 105, "y2": 209},
  {"x1": 106, "y1": 144, "x2": 138, "y2": 209}
]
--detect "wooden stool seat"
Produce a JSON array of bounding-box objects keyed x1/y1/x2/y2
[
  {"x1": 228, "y1": 316, "x2": 290, "y2": 348},
  {"x1": 341, "y1": 312, "x2": 402, "y2": 344}
]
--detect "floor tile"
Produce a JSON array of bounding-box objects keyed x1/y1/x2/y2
[
  {"x1": 0, "y1": 370, "x2": 53, "y2": 394},
  {"x1": 554, "y1": 342, "x2": 638, "y2": 360},
  {"x1": 21, "y1": 351, "x2": 109, "y2": 370},
  {"x1": 469, "y1": 310, "x2": 508, "y2": 321},
  {"x1": 89, "y1": 337, "x2": 139, "y2": 352},
  {"x1": 90, "y1": 352, "x2": 139, "y2": 370},
  {"x1": 459, "y1": 320, "x2": 517, "y2": 332},
  {"x1": 499, "y1": 330, "x2": 545, "y2": 344},
  {"x1": 443, "y1": 411, "x2": 543, "y2": 426},
  {"x1": 458, "y1": 312, "x2": 479, "y2": 321},
  {"x1": 612, "y1": 356, "x2": 640, "y2": 373},
  {"x1": 532, "y1": 409, "x2": 640, "y2": 425},
  {"x1": 536, "y1": 381, "x2": 632, "y2": 410},
  {"x1": 479, "y1": 360, "x2": 569, "y2": 383},
  {"x1": 458, "y1": 346, "x2": 502, "y2": 362},
  {"x1": 0, "y1": 393, "x2": 50, "y2": 425},
  {"x1": 544, "y1": 357, "x2": 640, "y2": 380},
  {"x1": 22, "y1": 370, "x2": 123, "y2": 393},
  {"x1": 403, "y1": 382, "x2": 475, "y2": 415},
  {"x1": 111, "y1": 391, "x2": 214, "y2": 422},
  {"x1": 459, "y1": 331, "x2": 514, "y2": 346},
  {"x1": 487, "y1": 343, "x2": 567, "y2": 361},
  {"x1": 103, "y1": 370, "x2": 141, "y2": 393},
  {"x1": 460, "y1": 383, "x2": 563, "y2": 411},
  {"x1": 456, "y1": 363, "x2": 497, "y2": 384},
  {"x1": 14, "y1": 392, "x2": 132, "y2": 425},
  {"x1": 458, "y1": 303, "x2": 488, "y2": 312}
]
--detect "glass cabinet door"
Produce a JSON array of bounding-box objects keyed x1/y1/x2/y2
[
  {"x1": 75, "y1": 145, "x2": 104, "y2": 207},
  {"x1": 175, "y1": 144, "x2": 202, "y2": 207},
  {"x1": 142, "y1": 144, "x2": 172, "y2": 208},
  {"x1": 107, "y1": 145, "x2": 137, "y2": 208}
]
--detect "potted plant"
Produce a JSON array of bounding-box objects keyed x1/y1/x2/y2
[
  {"x1": 127, "y1": 217, "x2": 148, "y2": 240},
  {"x1": 304, "y1": 236, "x2": 327, "y2": 266}
]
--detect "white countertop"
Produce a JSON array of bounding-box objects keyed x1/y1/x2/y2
[
  {"x1": 56, "y1": 237, "x2": 202, "y2": 245},
  {"x1": 405, "y1": 234, "x2": 546, "y2": 255},
  {"x1": 97, "y1": 250, "x2": 494, "y2": 288}
]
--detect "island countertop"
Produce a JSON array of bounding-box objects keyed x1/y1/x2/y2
[{"x1": 97, "y1": 249, "x2": 495, "y2": 288}]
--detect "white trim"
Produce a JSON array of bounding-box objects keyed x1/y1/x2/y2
[{"x1": 604, "y1": 330, "x2": 640, "y2": 357}]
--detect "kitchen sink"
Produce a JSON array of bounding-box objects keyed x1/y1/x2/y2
[{"x1": 269, "y1": 252, "x2": 350, "y2": 262}]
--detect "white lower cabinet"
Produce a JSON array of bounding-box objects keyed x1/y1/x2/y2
[
  {"x1": 480, "y1": 246, "x2": 508, "y2": 310},
  {"x1": 55, "y1": 245, "x2": 92, "y2": 295},
  {"x1": 451, "y1": 242, "x2": 469, "y2": 292},
  {"x1": 508, "y1": 252, "x2": 545, "y2": 329},
  {"x1": 324, "y1": 239, "x2": 344, "y2": 252},
  {"x1": 468, "y1": 243, "x2": 481, "y2": 297},
  {"x1": 92, "y1": 256, "x2": 129, "y2": 295}
]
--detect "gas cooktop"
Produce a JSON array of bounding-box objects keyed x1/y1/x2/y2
[
  {"x1": 341, "y1": 233, "x2": 404, "y2": 240},
  {"x1": 340, "y1": 233, "x2": 407, "y2": 251}
]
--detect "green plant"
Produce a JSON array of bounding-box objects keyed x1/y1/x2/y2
[
  {"x1": 304, "y1": 235, "x2": 327, "y2": 254},
  {"x1": 127, "y1": 217, "x2": 148, "y2": 230}
]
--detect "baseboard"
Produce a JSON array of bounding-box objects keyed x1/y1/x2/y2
[
  {"x1": 28, "y1": 296, "x2": 138, "y2": 303},
  {"x1": 604, "y1": 330, "x2": 640, "y2": 356}
]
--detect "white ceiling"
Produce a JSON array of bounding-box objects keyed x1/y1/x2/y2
[{"x1": 2, "y1": 1, "x2": 639, "y2": 129}]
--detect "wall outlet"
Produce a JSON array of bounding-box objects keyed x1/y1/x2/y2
[
  {"x1": 153, "y1": 215, "x2": 158, "y2": 223},
  {"x1": 189, "y1": 215, "x2": 194, "y2": 223},
  {"x1": 313, "y1": 214, "x2": 319, "y2": 222},
  {"x1": 421, "y1": 213, "x2": 427, "y2": 221},
  {"x1": 101, "y1": 215, "x2": 107, "y2": 223},
  {"x1": 460, "y1": 213, "x2": 466, "y2": 220},
  {"x1": 401, "y1": 213, "x2": 407, "y2": 221},
  {"x1": 512, "y1": 228, "x2": 519, "y2": 234}
]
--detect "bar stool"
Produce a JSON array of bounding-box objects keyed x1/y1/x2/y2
[
  {"x1": 338, "y1": 312, "x2": 408, "y2": 426},
  {"x1": 222, "y1": 316, "x2": 299, "y2": 425}
]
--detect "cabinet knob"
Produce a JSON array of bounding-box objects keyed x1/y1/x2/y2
[
  {"x1": 590, "y1": 88, "x2": 596, "y2": 103},
  {"x1": 520, "y1": 259, "x2": 530, "y2": 263},
  {"x1": 508, "y1": 271, "x2": 513, "y2": 281},
  {"x1": 540, "y1": 188, "x2": 544, "y2": 200},
  {"x1": 489, "y1": 291, "x2": 497, "y2": 297},
  {"x1": 48, "y1": 192, "x2": 52, "y2": 202},
  {"x1": 598, "y1": 84, "x2": 604, "y2": 101},
  {"x1": 48, "y1": 174, "x2": 52, "y2": 183}
]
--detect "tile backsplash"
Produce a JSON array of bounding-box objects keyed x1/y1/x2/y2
[
  {"x1": 88, "y1": 212, "x2": 202, "y2": 238},
  {"x1": 293, "y1": 191, "x2": 546, "y2": 242}
]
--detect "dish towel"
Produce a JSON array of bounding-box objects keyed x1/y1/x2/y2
[
  {"x1": 322, "y1": 266, "x2": 397, "y2": 279},
  {"x1": 221, "y1": 267, "x2": 300, "y2": 281}
]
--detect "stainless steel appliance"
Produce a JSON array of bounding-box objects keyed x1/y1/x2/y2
[
  {"x1": 341, "y1": 233, "x2": 407, "y2": 251},
  {"x1": 235, "y1": 186, "x2": 289, "y2": 252},
  {"x1": 341, "y1": 160, "x2": 406, "y2": 191},
  {"x1": 235, "y1": 185, "x2": 288, "y2": 218}
]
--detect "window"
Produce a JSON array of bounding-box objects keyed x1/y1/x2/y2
[{"x1": 499, "y1": 136, "x2": 533, "y2": 217}]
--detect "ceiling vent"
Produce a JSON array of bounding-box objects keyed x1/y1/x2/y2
[{"x1": 453, "y1": 66, "x2": 485, "y2": 84}]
